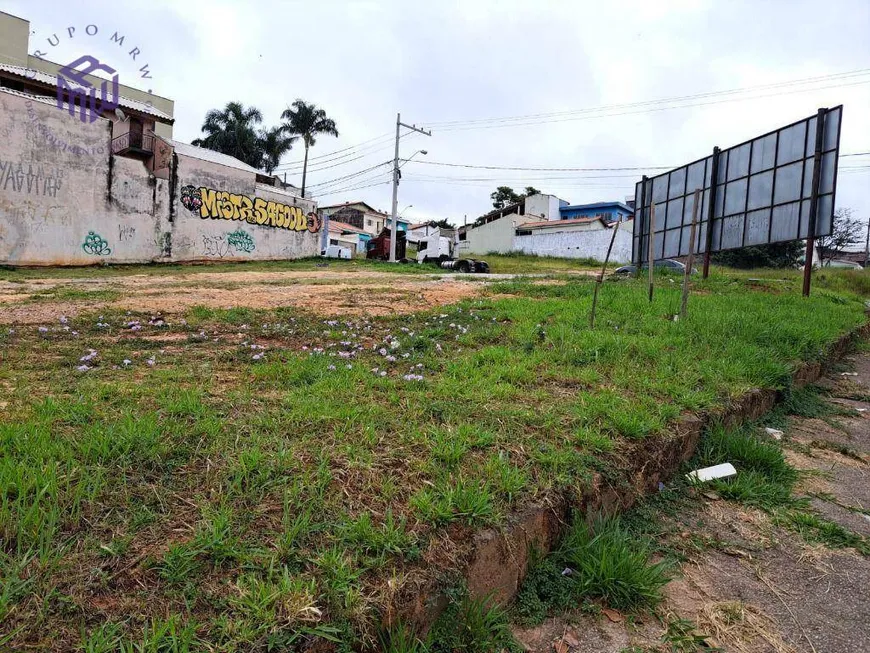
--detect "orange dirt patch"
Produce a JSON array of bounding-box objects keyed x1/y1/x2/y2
[{"x1": 0, "y1": 271, "x2": 486, "y2": 322}]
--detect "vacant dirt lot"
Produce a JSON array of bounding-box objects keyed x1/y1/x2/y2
[{"x1": 0, "y1": 268, "x2": 494, "y2": 323}]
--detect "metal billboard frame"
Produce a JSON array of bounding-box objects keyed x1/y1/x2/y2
[{"x1": 632, "y1": 106, "x2": 843, "y2": 291}]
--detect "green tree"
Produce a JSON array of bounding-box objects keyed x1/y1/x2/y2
[
  {"x1": 522, "y1": 186, "x2": 541, "y2": 197},
  {"x1": 281, "y1": 100, "x2": 339, "y2": 198},
  {"x1": 259, "y1": 126, "x2": 297, "y2": 175},
  {"x1": 191, "y1": 102, "x2": 264, "y2": 169},
  {"x1": 430, "y1": 218, "x2": 454, "y2": 229},
  {"x1": 490, "y1": 186, "x2": 521, "y2": 210},
  {"x1": 816, "y1": 208, "x2": 863, "y2": 265}
]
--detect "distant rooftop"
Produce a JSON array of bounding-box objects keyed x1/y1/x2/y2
[
  {"x1": 328, "y1": 220, "x2": 368, "y2": 235},
  {"x1": 172, "y1": 140, "x2": 260, "y2": 175},
  {"x1": 521, "y1": 217, "x2": 610, "y2": 229},
  {"x1": 560, "y1": 201, "x2": 633, "y2": 213}
]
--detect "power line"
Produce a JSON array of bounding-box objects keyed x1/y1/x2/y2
[
  {"x1": 424, "y1": 68, "x2": 870, "y2": 129},
  {"x1": 430, "y1": 79, "x2": 870, "y2": 133},
  {"x1": 313, "y1": 178, "x2": 392, "y2": 198},
  {"x1": 306, "y1": 161, "x2": 392, "y2": 190},
  {"x1": 274, "y1": 138, "x2": 393, "y2": 173},
  {"x1": 274, "y1": 131, "x2": 421, "y2": 173},
  {"x1": 275, "y1": 132, "x2": 393, "y2": 169},
  {"x1": 408, "y1": 160, "x2": 674, "y2": 172}
]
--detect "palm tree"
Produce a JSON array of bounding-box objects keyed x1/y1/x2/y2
[
  {"x1": 281, "y1": 100, "x2": 339, "y2": 197},
  {"x1": 192, "y1": 102, "x2": 264, "y2": 169},
  {"x1": 259, "y1": 126, "x2": 297, "y2": 175}
]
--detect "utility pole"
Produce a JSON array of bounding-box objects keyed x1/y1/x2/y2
[
  {"x1": 389, "y1": 113, "x2": 431, "y2": 262},
  {"x1": 864, "y1": 217, "x2": 870, "y2": 268}
]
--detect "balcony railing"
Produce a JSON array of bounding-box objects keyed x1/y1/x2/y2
[{"x1": 111, "y1": 131, "x2": 154, "y2": 156}]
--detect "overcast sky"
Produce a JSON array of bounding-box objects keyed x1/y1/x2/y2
[{"x1": 6, "y1": 0, "x2": 869, "y2": 227}]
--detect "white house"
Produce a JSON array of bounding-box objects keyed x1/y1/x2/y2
[
  {"x1": 514, "y1": 218, "x2": 634, "y2": 263},
  {"x1": 459, "y1": 193, "x2": 567, "y2": 255}
]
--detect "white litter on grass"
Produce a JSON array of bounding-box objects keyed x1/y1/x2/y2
[
  {"x1": 764, "y1": 427, "x2": 784, "y2": 440},
  {"x1": 686, "y1": 463, "x2": 737, "y2": 483},
  {"x1": 841, "y1": 372, "x2": 859, "y2": 377}
]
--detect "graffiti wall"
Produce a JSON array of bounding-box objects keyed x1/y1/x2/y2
[
  {"x1": 181, "y1": 185, "x2": 321, "y2": 233},
  {"x1": 169, "y1": 148, "x2": 319, "y2": 262},
  {"x1": 0, "y1": 88, "x2": 320, "y2": 265}
]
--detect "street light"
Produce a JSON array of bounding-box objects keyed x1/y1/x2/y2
[
  {"x1": 399, "y1": 150, "x2": 428, "y2": 168},
  {"x1": 399, "y1": 204, "x2": 413, "y2": 217}
]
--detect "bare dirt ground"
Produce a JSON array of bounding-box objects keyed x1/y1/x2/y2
[
  {"x1": 513, "y1": 351, "x2": 870, "y2": 653},
  {"x1": 0, "y1": 269, "x2": 492, "y2": 323}
]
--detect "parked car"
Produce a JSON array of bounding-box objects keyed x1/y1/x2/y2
[
  {"x1": 321, "y1": 245, "x2": 352, "y2": 259},
  {"x1": 824, "y1": 259, "x2": 863, "y2": 270},
  {"x1": 614, "y1": 259, "x2": 694, "y2": 275}
]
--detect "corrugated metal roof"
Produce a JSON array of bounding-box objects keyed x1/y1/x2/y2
[
  {"x1": 0, "y1": 85, "x2": 57, "y2": 107},
  {"x1": 171, "y1": 140, "x2": 260, "y2": 175},
  {"x1": 0, "y1": 62, "x2": 173, "y2": 121}
]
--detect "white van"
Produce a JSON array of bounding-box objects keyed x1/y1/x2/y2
[{"x1": 321, "y1": 245, "x2": 352, "y2": 259}]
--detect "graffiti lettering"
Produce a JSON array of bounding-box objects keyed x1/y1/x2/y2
[
  {"x1": 0, "y1": 157, "x2": 64, "y2": 197},
  {"x1": 180, "y1": 185, "x2": 321, "y2": 233},
  {"x1": 82, "y1": 231, "x2": 111, "y2": 256},
  {"x1": 118, "y1": 224, "x2": 136, "y2": 241},
  {"x1": 201, "y1": 234, "x2": 230, "y2": 258},
  {"x1": 226, "y1": 228, "x2": 255, "y2": 253},
  {"x1": 201, "y1": 229, "x2": 256, "y2": 258}
]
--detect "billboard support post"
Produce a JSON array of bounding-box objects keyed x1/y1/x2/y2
[
  {"x1": 802, "y1": 108, "x2": 828, "y2": 298},
  {"x1": 648, "y1": 202, "x2": 657, "y2": 303},
  {"x1": 702, "y1": 146, "x2": 720, "y2": 279},
  {"x1": 680, "y1": 188, "x2": 702, "y2": 319},
  {"x1": 636, "y1": 175, "x2": 648, "y2": 279}
]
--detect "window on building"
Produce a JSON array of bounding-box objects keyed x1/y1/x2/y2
[
  {"x1": 367, "y1": 219, "x2": 372, "y2": 226},
  {"x1": 376, "y1": 222, "x2": 382, "y2": 232},
  {"x1": 516, "y1": 229, "x2": 532, "y2": 236},
  {"x1": 329, "y1": 239, "x2": 339, "y2": 246}
]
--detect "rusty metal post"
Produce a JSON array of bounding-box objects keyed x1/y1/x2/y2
[
  {"x1": 635, "y1": 176, "x2": 648, "y2": 279},
  {"x1": 648, "y1": 202, "x2": 656, "y2": 302},
  {"x1": 680, "y1": 188, "x2": 702, "y2": 319},
  {"x1": 589, "y1": 221, "x2": 621, "y2": 328},
  {"x1": 803, "y1": 108, "x2": 828, "y2": 297},
  {"x1": 702, "y1": 146, "x2": 720, "y2": 279}
]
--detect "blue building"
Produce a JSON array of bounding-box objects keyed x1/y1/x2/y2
[{"x1": 559, "y1": 201, "x2": 634, "y2": 223}]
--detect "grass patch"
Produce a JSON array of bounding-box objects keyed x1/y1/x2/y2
[
  {"x1": 1, "y1": 268, "x2": 866, "y2": 649},
  {"x1": 427, "y1": 590, "x2": 522, "y2": 653},
  {"x1": 514, "y1": 515, "x2": 671, "y2": 625},
  {"x1": 25, "y1": 286, "x2": 122, "y2": 303},
  {"x1": 694, "y1": 419, "x2": 869, "y2": 556},
  {"x1": 779, "y1": 511, "x2": 870, "y2": 555},
  {"x1": 695, "y1": 423, "x2": 798, "y2": 510}
]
